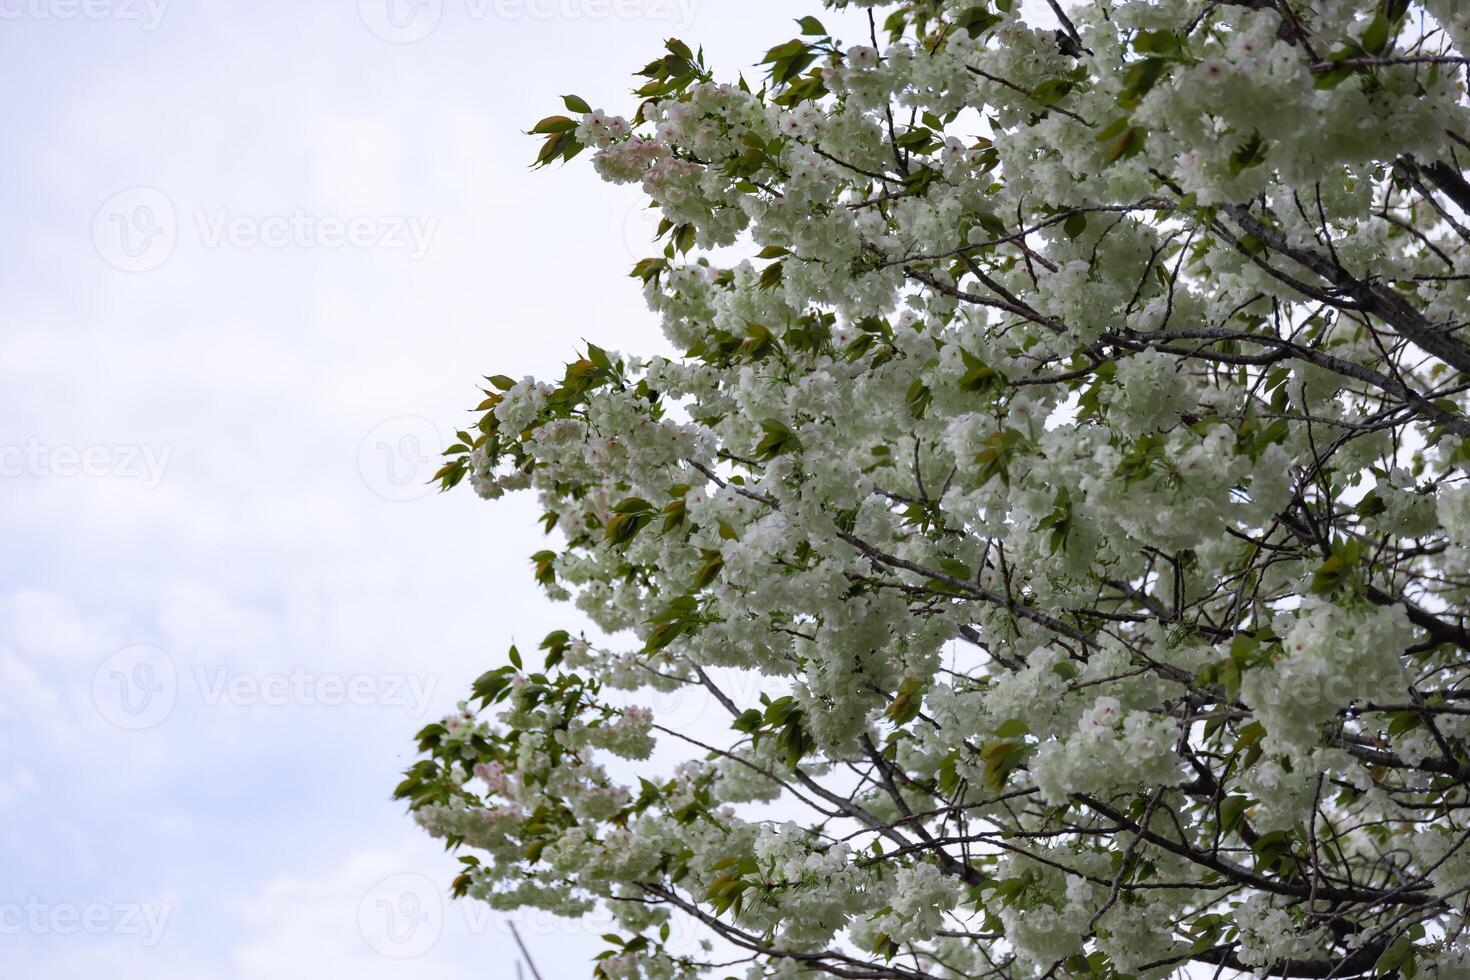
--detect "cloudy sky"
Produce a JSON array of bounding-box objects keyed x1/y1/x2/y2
[{"x1": 0, "y1": 1, "x2": 1061, "y2": 976}]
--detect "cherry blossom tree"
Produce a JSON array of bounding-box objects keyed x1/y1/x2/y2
[{"x1": 396, "y1": 1, "x2": 1470, "y2": 975}]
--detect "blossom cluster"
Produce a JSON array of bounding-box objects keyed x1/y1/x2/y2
[{"x1": 402, "y1": 1, "x2": 1470, "y2": 977}]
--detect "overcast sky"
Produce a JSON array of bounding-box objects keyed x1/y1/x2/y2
[{"x1": 0, "y1": 1, "x2": 1058, "y2": 976}]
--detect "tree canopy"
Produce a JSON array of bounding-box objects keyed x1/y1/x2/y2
[{"x1": 397, "y1": 1, "x2": 1470, "y2": 976}]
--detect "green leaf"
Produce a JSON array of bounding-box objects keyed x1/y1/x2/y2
[
  {"x1": 586, "y1": 343, "x2": 614, "y2": 371},
  {"x1": 1375, "y1": 934, "x2": 1416, "y2": 976},
  {"x1": 906, "y1": 379, "x2": 933, "y2": 418},
  {"x1": 1033, "y1": 487, "x2": 1073, "y2": 554},
  {"x1": 1133, "y1": 29, "x2": 1184, "y2": 57},
  {"x1": 1361, "y1": 12, "x2": 1392, "y2": 56},
  {"x1": 754, "y1": 419, "x2": 800, "y2": 460},
  {"x1": 530, "y1": 115, "x2": 577, "y2": 135},
  {"x1": 1031, "y1": 78, "x2": 1072, "y2": 106},
  {"x1": 958, "y1": 351, "x2": 1001, "y2": 394},
  {"x1": 1251, "y1": 829, "x2": 1298, "y2": 873},
  {"x1": 955, "y1": 5, "x2": 1002, "y2": 37},
  {"x1": 612, "y1": 497, "x2": 652, "y2": 515},
  {"x1": 562, "y1": 94, "x2": 592, "y2": 114},
  {"x1": 994, "y1": 718, "x2": 1029, "y2": 738},
  {"x1": 732, "y1": 708, "x2": 764, "y2": 735},
  {"x1": 533, "y1": 129, "x2": 584, "y2": 168},
  {"x1": 1101, "y1": 125, "x2": 1146, "y2": 164},
  {"x1": 1094, "y1": 116, "x2": 1129, "y2": 141},
  {"x1": 604, "y1": 502, "x2": 654, "y2": 547},
  {"x1": 758, "y1": 261, "x2": 784, "y2": 291},
  {"x1": 1228, "y1": 131, "x2": 1268, "y2": 175},
  {"x1": 1219, "y1": 795, "x2": 1250, "y2": 836},
  {"x1": 1356, "y1": 490, "x2": 1387, "y2": 518},
  {"x1": 981, "y1": 741, "x2": 1031, "y2": 790},
  {"x1": 540, "y1": 630, "x2": 571, "y2": 669},
  {"x1": 693, "y1": 550, "x2": 724, "y2": 589},
  {"x1": 975, "y1": 210, "x2": 1008, "y2": 236},
  {"x1": 1310, "y1": 539, "x2": 1361, "y2": 595},
  {"x1": 1118, "y1": 58, "x2": 1168, "y2": 106},
  {"x1": 976, "y1": 428, "x2": 1025, "y2": 486},
  {"x1": 1387, "y1": 711, "x2": 1422, "y2": 738},
  {"x1": 1314, "y1": 64, "x2": 1355, "y2": 89},
  {"x1": 886, "y1": 677, "x2": 926, "y2": 726}
]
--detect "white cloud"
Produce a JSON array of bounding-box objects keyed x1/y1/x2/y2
[
  {"x1": 0, "y1": 648, "x2": 70, "y2": 745},
  {"x1": 0, "y1": 766, "x2": 38, "y2": 810},
  {"x1": 2, "y1": 590, "x2": 101, "y2": 662}
]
